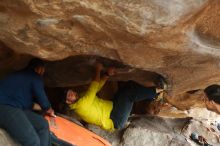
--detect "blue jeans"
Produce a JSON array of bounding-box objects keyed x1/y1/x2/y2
[
  {"x1": 110, "y1": 81, "x2": 157, "y2": 129},
  {"x1": 0, "y1": 105, "x2": 50, "y2": 146}
]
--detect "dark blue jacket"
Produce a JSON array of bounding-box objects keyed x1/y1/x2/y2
[{"x1": 0, "y1": 69, "x2": 51, "y2": 110}]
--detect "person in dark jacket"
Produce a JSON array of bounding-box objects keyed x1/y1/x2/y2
[{"x1": 0, "y1": 58, "x2": 55, "y2": 146}]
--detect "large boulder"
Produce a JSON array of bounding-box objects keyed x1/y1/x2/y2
[
  {"x1": 0, "y1": 0, "x2": 220, "y2": 97},
  {"x1": 88, "y1": 114, "x2": 220, "y2": 146}
]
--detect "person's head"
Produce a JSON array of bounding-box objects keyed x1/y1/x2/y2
[
  {"x1": 204, "y1": 84, "x2": 220, "y2": 114},
  {"x1": 66, "y1": 89, "x2": 79, "y2": 105},
  {"x1": 26, "y1": 58, "x2": 45, "y2": 76}
]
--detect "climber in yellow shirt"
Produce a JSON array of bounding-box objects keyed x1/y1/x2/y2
[
  {"x1": 66, "y1": 63, "x2": 167, "y2": 131},
  {"x1": 66, "y1": 63, "x2": 115, "y2": 131}
]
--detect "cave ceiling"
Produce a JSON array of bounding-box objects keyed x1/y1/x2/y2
[{"x1": 1, "y1": 0, "x2": 220, "y2": 97}]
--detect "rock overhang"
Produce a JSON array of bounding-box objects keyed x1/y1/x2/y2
[{"x1": 0, "y1": 0, "x2": 220, "y2": 99}]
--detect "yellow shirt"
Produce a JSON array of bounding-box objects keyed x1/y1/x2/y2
[{"x1": 69, "y1": 80, "x2": 115, "y2": 131}]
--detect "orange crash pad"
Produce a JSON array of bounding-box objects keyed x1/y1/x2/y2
[{"x1": 45, "y1": 115, "x2": 111, "y2": 146}]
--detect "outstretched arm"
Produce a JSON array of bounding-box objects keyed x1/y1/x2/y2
[
  {"x1": 97, "y1": 67, "x2": 116, "y2": 91},
  {"x1": 73, "y1": 63, "x2": 105, "y2": 106},
  {"x1": 82, "y1": 64, "x2": 115, "y2": 99},
  {"x1": 94, "y1": 63, "x2": 103, "y2": 82}
]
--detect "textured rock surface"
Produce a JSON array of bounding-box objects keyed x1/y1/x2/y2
[
  {"x1": 1, "y1": 0, "x2": 220, "y2": 97},
  {"x1": 44, "y1": 55, "x2": 159, "y2": 87},
  {"x1": 87, "y1": 116, "x2": 192, "y2": 146},
  {"x1": 88, "y1": 115, "x2": 220, "y2": 146},
  {"x1": 121, "y1": 116, "x2": 191, "y2": 146},
  {"x1": 182, "y1": 119, "x2": 220, "y2": 146}
]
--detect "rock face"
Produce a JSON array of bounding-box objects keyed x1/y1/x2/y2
[
  {"x1": 88, "y1": 115, "x2": 220, "y2": 146},
  {"x1": 1, "y1": 0, "x2": 220, "y2": 98},
  {"x1": 121, "y1": 116, "x2": 191, "y2": 146}
]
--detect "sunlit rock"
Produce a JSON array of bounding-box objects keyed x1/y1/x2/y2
[{"x1": 1, "y1": 0, "x2": 220, "y2": 97}]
